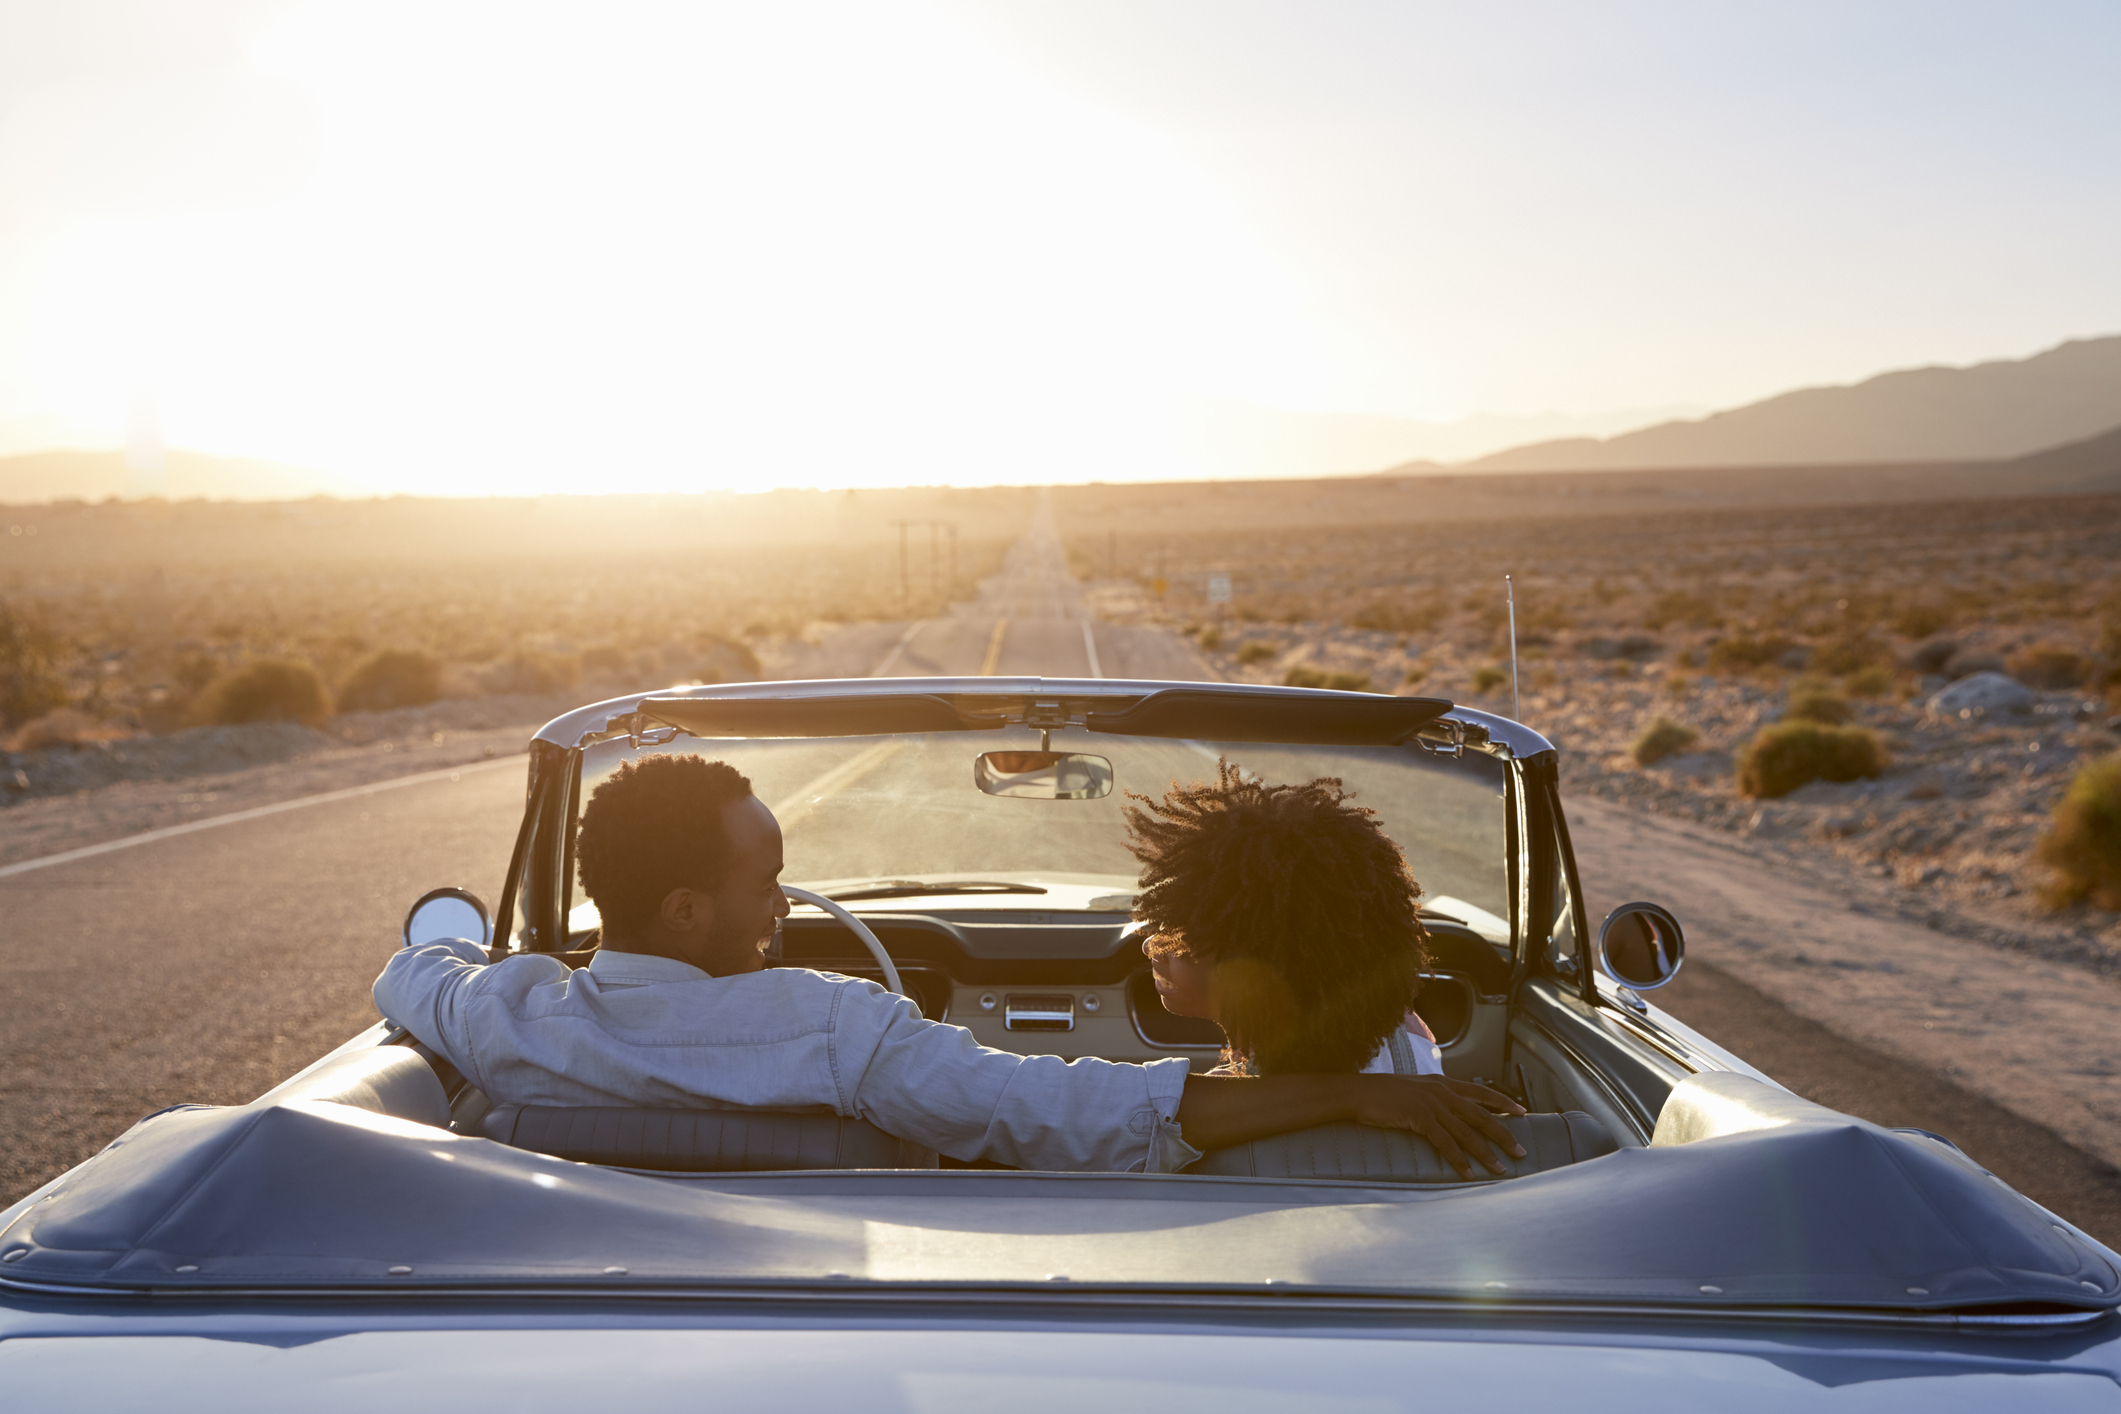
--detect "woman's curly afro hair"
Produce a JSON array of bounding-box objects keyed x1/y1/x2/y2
[
  {"x1": 576, "y1": 754, "x2": 754, "y2": 937},
  {"x1": 1123, "y1": 758, "x2": 1429, "y2": 1075}
]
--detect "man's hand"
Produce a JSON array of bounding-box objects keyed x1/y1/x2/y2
[{"x1": 1351, "y1": 1074, "x2": 1527, "y2": 1178}]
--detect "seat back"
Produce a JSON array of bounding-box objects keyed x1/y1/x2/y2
[
  {"x1": 482, "y1": 1105, "x2": 940, "y2": 1171},
  {"x1": 1188, "y1": 1111, "x2": 1615, "y2": 1182},
  {"x1": 253, "y1": 1046, "x2": 451, "y2": 1130}
]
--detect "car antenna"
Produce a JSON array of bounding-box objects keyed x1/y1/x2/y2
[{"x1": 1505, "y1": 573, "x2": 1521, "y2": 722}]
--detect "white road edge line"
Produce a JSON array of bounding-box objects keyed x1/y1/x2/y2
[
  {"x1": 869, "y1": 621, "x2": 926, "y2": 677},
  {"x1": 1081, "y1": 621, "x2": 1103, "y2": 679},
  {"x1": 0, "y1": 754, "x2": 525, "y2": 882}
]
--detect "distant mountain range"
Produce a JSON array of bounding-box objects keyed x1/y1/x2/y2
[
  {"x1": 0, "y1": 450, "x2": 360, "y2": 504},
  {"x1": 1450, "y1": 335, "x2": 2121, "y2": 473},
  {"x1": 7, "y1": 333, "x2": 2121, "y2": 502}
]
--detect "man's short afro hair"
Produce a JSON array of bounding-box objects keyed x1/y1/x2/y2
[{"x1": 575, "y1": 754, "x2": 755, "y2": 937}]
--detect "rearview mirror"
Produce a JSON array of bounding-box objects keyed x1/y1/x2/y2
[
  {"x1": 1594, "y1": 902, "x2": 1684, "y2": 991},
  {"x1": 974, "y1": 751, "x2": 1114, "y2": 800},
  {"x1": 404, "y1": 887, "x2": 493, "y2": 949}
]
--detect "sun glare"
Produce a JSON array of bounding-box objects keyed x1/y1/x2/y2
[{"x1": 18, "y1": 0, "x2": 1330, "y2": 495}]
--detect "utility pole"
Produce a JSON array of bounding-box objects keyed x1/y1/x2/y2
[
  {"x1": 896, "y1": 521, "x2": 910, "y2": 610},
  {"x1": 929, "y1": 520, "x2": 940, "y2": 598}
]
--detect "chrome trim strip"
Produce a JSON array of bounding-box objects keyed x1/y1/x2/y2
[
  {"x1": 1003, "y1": 995, "x2": 1075, "y2": 1032},
  {"x1": 4, "y1": 1273, "x2": 2105, "y2": 1329},
  {"x1": 535, "y1": 677, "x2": 1555, "y2": 760}
]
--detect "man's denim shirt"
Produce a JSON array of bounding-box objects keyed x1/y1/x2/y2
[{"x1": 374, "y1": 940, "x2": 1202, "y2": 1173}]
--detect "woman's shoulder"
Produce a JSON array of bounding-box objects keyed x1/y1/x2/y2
[{"x1": 1363, "y1": 1014, "x2": 1444, "y2": 1075}]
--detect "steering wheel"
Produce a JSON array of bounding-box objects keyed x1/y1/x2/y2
[{"x1": 781, "y1": 885, "x2": 905, "y2": 997}]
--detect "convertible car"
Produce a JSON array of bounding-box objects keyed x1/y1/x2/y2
[{"x1": 4, "y1": 677, "x2": 2117, "y2": 1409}]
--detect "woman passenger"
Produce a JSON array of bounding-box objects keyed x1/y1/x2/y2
[{"x1": 1124, "y1": 760, "x2": 1443, "y2": 1078}]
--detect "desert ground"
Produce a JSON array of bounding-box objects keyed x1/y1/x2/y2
[{"x1": 1053, "y1": 480, "x2": 2121, "y2": 968}]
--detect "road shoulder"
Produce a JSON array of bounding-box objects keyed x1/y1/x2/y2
[{"x1": 1567, "y1": 794, "x2": 2121, "y2": 1169}]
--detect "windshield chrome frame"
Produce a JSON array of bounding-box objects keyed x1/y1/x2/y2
[{"x1": 503, "y1": 679, "x2": 1546, "y2": 960}]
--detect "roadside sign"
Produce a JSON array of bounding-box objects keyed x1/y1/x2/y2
[
  {"x1": 1151, "y1": 577, "x2": 1168, "y2": 598},
  {"x1": 1207, "y1": 574, "x2": 1232, "y2": 604}
]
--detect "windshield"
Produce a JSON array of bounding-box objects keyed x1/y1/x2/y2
[{"x1": 576, "y1": 729, "x2": 1511, "y2": 940}]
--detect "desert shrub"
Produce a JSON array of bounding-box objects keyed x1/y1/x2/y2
[
  {"x1": 1402, "y1": 663, "x2": 1428, "y2": 687},
  {"x1": 1707, "y1": 634, "x2": 1798, "y2": 671},
  {"x1": 1351, "y1": 599, "x2": 1442, "y2": 635},
  {"x1": 1606, "y1": 660, "x2": 1639, "y2": 679},
  {"x1": 1844, "y1": 665, "x2": 1895, "y2": 698},
  {"x1": 1785, "y1": 687, "x2": 1851, "y2": 725},
  {"x1": 479, "y1": 651, "x2": 580, "y2": 695},
  {"x1": 337, "y1": 648, "x2": 443, "y2": 712},
  {"x1": 1470, "y1": 664, "x2": 1508, "y2": 693},
  {"x1": 579, "y1": 645, "x2": 631, "y2": 675},
  {"x1": 1812, "y1": 635, "x2": 1885, "y2": 675},
  {"x1": 2099, "y1": 595, "x2": 2121, "y2": 660},
  {"x1": 1904, "y1": 638, "x2": 1959, "y2": 675},
  {"x1": 1283, "y1": 667, "x2": 1372, "y2": 692},
  {"x1": 175, "y1": 652, "x2": 220, "y2": 695},
  {"x1": 694, "y1": 632, "x2": 762, "y2": 681},
  {"x1": 1631, "y1": 717, "x2": 1699, "y2": 767},
  {"x1": 1644, "y1": 589, "x2": 1719, "y2": 630},
  {"x1": 7, "y1": 707, "x2": 113, "y2": 750},
  {"x1": 0, "y1": 600, "x2": 70, "y2": 730},
  {"x1": 1664, "y1": 673, "x2": 1689, "y2": 696},
  {"x1": 209, "y1": 658, "x2": 332, "y2": 726},
  {"x1": 1675, "y1": 647, "x2": 1699, "y2": 668},
  {"x1": 1196, "y1": 624, "x2": 1223, "y2": 652},
  {"x1": 1515, "y1": 593, "x2": 1571, "y2": 636},
  {"x1": 1736, "y1": 721, "x2": 1887, "y2": 798},
  {"x1": 2007, "y1": 644, "x2": 2088, "y2": 690},
  {"x1": 1236, "y1": 641, "x2": 1277, "y2": 666},
  {"x1": 2037, "y1": 755, "x2": 2121, "y2": 909},
  {"x1": 1892, "y1": 602, "x2": 1950, "y2": 639}
]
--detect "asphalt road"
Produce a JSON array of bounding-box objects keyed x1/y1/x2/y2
[
  {"x1": 0, "y1": 758, "x2": 526, "y2": 1198},
  {"x1": 5, "y1": 515, "x2": 2116, "y2": 1242}
]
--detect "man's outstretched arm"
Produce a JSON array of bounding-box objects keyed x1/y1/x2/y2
[{"x1": 1176, "y1": 1073, "x2": 1528, "y2": 1177}]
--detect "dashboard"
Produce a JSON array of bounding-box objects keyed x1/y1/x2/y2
[{"x1": 776, "y1": 910, "x2": 1512, "y2": 1080}]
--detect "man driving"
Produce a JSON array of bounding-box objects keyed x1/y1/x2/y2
[{"x1": 374, "y1": 753, "x2": 1526, "y2": 1176}]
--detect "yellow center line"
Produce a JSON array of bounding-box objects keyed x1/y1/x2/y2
[{"x1": 979, "y1": 617, "x2": 1009, "y2": 676}]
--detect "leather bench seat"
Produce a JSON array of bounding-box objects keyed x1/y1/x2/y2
[
  {"x1": 1189, "y1": 1111, "x2": 1616, "y2": 1182},
  {"x1": 483, "y1": 1104, "x2": 940, "y2": 1171}
]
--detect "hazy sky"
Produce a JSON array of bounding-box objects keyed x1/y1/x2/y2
[{"x1": 1, "y1": 1, "x2": 2117, "y2": 493}]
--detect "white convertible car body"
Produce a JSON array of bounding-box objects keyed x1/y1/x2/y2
[{"x1": 4, "y1": 678, "x2": 2116, "y2": 1410}]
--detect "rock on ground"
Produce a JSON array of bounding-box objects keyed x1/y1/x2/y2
[{"x1": 1926, "y1": 671, "x2": 2036, "y2": 720}]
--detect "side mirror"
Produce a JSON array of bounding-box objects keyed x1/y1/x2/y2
[
  {"x1": 973, "y1": 751, "x2": 1114, "y2": 800},
  {"x1": 1594, "y1": 902, "x2": 1684, "y2": 992},
  {"x1": 404, "y1": 887, "x2": 493, "y2": 949}
]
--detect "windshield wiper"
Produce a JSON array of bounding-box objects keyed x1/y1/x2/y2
[{"x1": 823, "y1": 879, "x2": 1051, "y2": 901}]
